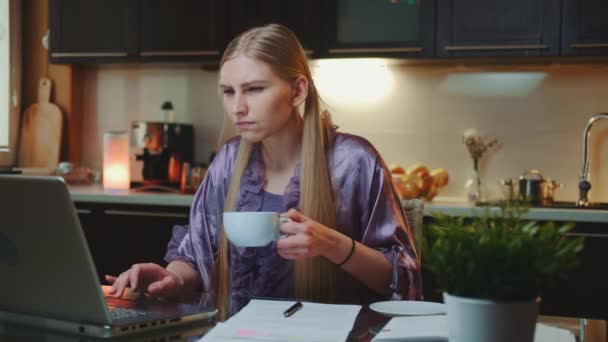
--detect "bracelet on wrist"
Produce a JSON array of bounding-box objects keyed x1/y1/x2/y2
[{"x1": 336, "y1": 238, "x2": 355, "y2": 267}]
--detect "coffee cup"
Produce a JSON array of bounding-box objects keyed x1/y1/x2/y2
[{"x1": 222, "y1": 211, "x2": 290, "y2": 247}]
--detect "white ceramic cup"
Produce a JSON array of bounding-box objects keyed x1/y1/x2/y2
[{"x1": 222, "y1": 211, "x2": 291, "y2": 247}]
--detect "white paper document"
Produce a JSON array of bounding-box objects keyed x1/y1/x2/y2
[
  {"x1": 198, "y1": 299, "x2": 362, "y2": 342},
  {"x1": 372, "y1": 315, "x2": 577, "y2": 342}
]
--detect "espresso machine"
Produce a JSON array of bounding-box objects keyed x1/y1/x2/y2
[{"x1": 130, "y1": 121, "x2": 194, "y2": 191}]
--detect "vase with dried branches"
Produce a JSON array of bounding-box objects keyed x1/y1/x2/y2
[{"x1": 462, "y1": 128, "x2": 500, "y2": 202}]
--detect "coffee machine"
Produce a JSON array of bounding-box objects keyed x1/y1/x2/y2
[{"x1": 130, "y1": 121, "x2": 194, "y2": 191}]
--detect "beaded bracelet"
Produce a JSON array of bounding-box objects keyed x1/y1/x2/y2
[{"x1": 336, "y1": 238, "x2": 356, "y2": 267}]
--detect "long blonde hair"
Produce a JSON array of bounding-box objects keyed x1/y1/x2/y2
[{"x1": 216, "y1": 24, "x2": 338, "y2": 320}]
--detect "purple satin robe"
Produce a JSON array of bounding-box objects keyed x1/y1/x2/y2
[{"x1": 165, "y1": 131, "x2": 422, "y2": 314}]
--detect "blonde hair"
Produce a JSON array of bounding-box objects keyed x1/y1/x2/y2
[{"x1": 215, "y1": 24, "x2": 338, "y2": 320}]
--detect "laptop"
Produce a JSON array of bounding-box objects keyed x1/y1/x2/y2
[{"x1": 0, "y1": 175, "x2": 217, "y2": 338}]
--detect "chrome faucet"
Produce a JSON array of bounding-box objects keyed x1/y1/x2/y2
[{"x1": 578, "y1": 113, "x2": 608, "y2": 207}]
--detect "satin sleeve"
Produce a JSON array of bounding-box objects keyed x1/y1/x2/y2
[
  {"x1": 358, "y1": 155, "x2": 423, "y2": 301},
  {"x1": 163, "y1": 145, "x2": 233, "y2": 293}
]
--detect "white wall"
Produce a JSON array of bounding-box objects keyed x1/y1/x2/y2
[
  {"x1": 81, "y1": 61, "x2": 608, "y2": 203},
  {"x1": 81, "y1": 64, "x2": 229, "y2": 171}
]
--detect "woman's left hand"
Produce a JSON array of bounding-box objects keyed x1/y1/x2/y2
[{"x1": 277, "y1": 208, "x2": 339, "y2": 260}]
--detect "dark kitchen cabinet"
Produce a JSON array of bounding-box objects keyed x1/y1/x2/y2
[
  {"x1": 436, "y1": 0, "x2": 561, "y2": 57},
  {"x1": 49, "y1": 0, "x2": 139, "y2": 63},
  {"x1": 562, "y1": 0, "x2": 608, "y2": 56},
  {"x1": 226, "y1": 0, "x2": 323, "y2": 57},
  {"x1": 139, "y1": 0, "x2": 227, "y2": 62},
  {"x1": 75, "y1": 202, "x2": 190, "y2": 282},
  {"x1": 50, "y1": 0, "x2": 227, "y2": 63},
  {"x1": 540, "y1": 223, "x2": 608, "y2": 320},
  {"x1": 50, "y1": 0, "x2": 608, "y2": 64},
  {"x1": 321, "y1": 0, "x2": 436, "y2": 58}
]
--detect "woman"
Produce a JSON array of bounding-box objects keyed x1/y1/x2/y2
[{"x1": 107, "y1": 23, "x2": 421, "y2": 320}]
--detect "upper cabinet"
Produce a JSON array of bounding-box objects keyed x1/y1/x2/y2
[
  {"x1": 49, "y1": 0, "x2": 608, "y2": 63},
  {"x1": 49, "y1": 0, "x2": 139, "y2": 63},
  {"x1": 226, "y1": 0, "x2": 323, "y2": 57},
  {"x1": 139, "y1": 0, "x2": 227, "y2": 61},
  {"x1": 321, "y1": 0, "x2": 435, "y2": 58},
  {"x1": 50, "y1": 0, "x2": 226, "y2": 63},
  {"x1": 562, "y1": 0, "x2": 608, "y2": 56},
  {"x1": 436, "y1": 0, "x2": 561, "y2": 57}
]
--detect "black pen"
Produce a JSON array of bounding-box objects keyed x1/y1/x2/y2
[{"x1": 283, "y1": 301, "x2": 303, "y2": 317}]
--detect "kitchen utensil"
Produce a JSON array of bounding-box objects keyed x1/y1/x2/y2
[
  {"x1": 519, "y1": 169, "x2": 543, "y2": 203},
  {"x1": 518, "y1": 170, "x2": 561, "y2": 204},
  {"x1": 540, "y1": 178, "x2": 561, "y2": 205},
  {"x1": 18, "y1": 78, "x2": 62, "y2": 172},
  {"x1": 55, "y1": 162, "x2": 95, "y2": 185},
  {"x1": 130, "y1": 121, "x2": 193, "y2": 188},
  {"x1": 180, "y1": 162, "x2": 206, "y2": 194},
  {"x1": 501, "y1": 178, "x2": 517, "y2": 199}
]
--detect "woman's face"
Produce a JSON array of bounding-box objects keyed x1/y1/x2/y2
[{"x1": 219, "y1": 55, "x2": 299, "y2": 143}]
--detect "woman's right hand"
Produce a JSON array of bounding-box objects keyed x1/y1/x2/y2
[{"x1": 105, "y1": 263, "x2": 184, "y2": 299}]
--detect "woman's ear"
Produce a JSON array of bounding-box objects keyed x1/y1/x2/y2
[{"x1": 291, "y1": 76, "x2": 309, "y2": 107}]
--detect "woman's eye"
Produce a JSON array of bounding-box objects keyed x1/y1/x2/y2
[
  {"x1": 247, "y1": 87, "x2": 264, "y2": 93},
  {"x1": 222, "y1": 89, "x2": 234, "y2": 95}
]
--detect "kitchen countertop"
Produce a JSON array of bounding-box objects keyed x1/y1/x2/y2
[
  {"x1": 426, "y1": 199, "x2": 608, "y2": 223},
  {"x1": 69, "y1": 184, "x2": 195, "y2": 207},
  {"x1": 68, "y1": 186, "x2": 608, "y2": 223}
]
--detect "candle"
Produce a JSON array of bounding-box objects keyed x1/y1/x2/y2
[{"x1": 103, "y1": 131, "x2": 130, "y2": 192}]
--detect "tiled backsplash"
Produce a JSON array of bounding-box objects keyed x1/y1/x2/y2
[{"x1": 81, "y1": 62, "x2": 608, "y2": 203}]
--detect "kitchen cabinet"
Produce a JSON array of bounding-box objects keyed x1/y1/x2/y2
[
  {"x1": 561, "y1": 0, "x2": 608, "y2": 56},
  {"x1": 321, "y1": 0, "x2": 435, "y2": 58},
  {"x1": 436, "y1": 0, "x2": 561, "y2": 57},
  {"x1": 226, "y1": 0, "x2": 323, "y2": 57},
  {"x1": 49, "y1": 0, "x2": 139, "y2": 63},
  {"x1": 540, "y1": 222, "x2": 608, "y2": 320},
  {"x1": 75, "y1": 202, "x2": 189, "y2": 282},
  {"x1": 139, "y1": 0, "x2": 227, "y2": 62},
  {"x1": 49, "y1": 0, "x2": 608, "y2": 64},
  {"x1": 49, "y1": 0, "x2": 226, "y2": 63}
]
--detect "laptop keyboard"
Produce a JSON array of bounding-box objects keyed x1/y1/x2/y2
[{"x1": 108, "y1": 306, "x2": 150, "y2": 320}]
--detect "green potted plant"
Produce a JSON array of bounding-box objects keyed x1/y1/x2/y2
[{"x1": 423, "y1": 201, "x2": 584, "y2": 342}]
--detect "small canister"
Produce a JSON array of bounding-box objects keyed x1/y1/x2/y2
[
  {"x1": 518, "y1": 170, "x2": 543, "y2": 203},
  {"x1": 539, "y1": 179, "x2": 561, "y2": 205},
  {"x1": 180, "y1": 162, "x2": 207, "y2": 194},
  {"x1": 518, "y1": 170, "x2": 561, "y2": 205}
]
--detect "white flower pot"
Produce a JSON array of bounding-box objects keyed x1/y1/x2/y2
[{"x1": 443, "y1": 293, "x2": 538, "y2": 342}]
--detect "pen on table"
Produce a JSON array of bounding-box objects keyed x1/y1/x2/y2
[{"x1": 283, "y1": 301, "x2": 303, "y2": 318}]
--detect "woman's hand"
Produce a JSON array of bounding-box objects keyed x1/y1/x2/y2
[
  {"x1": 105, "y1": 263, "x2": 184, "y2": 299},
  {"x1": 278, "y1": 209, "x2": 395, "y2": 296},
  {"x1": 277, "y1": 209, "x2": 347, "y2": 262}
]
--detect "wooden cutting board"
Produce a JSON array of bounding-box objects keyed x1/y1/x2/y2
[{"x1": 18, "y1": 78, "x2": 63, "y2": 171}]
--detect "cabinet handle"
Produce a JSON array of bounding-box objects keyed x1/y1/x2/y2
[
  {"x1": 139, "y1": 50, "x2": 219, "y2": 57},
  {"x1": 51, "y1": 52, "x2": 128, "y2": 58},
  {"x1": 444, "y1": 44, "x2": 548, "y2": 51},
  {"x1": 569, "y1": 43, "x2": 608, "y2": 49},
  {"x1": 76, "y1": 209, "x2": 93, "y2": 215},
  {"x1": 567, "y1": 232, "x2": 608, "y2": 238},
  {"x1": 104, "y1": 209, "x2": 189, "y2": 219},
  {"x1": 304, "y1": 49, "x2": 314, "y2": 56},
  {"x1": 328, "y1": 47, "x2": 423, "y2": 54}
]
